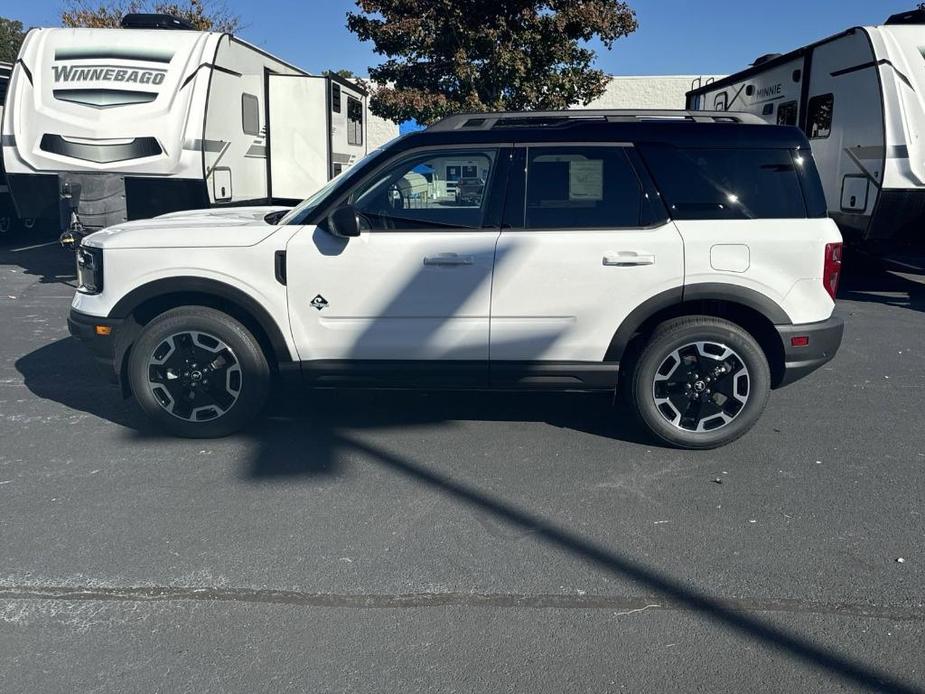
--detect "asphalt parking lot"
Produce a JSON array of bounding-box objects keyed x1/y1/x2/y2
[{"x1": 0, "y1": 237, "x2": 922, "y2": 693}]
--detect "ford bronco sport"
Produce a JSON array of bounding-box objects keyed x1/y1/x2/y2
[{"x1": 68, "y1": 110, "x2": 844, "y2": 449}]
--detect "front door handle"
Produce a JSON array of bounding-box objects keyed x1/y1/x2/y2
[
  {"x1": 603, "y1": 251, "x2": 656, "y2": 267},
  {"x1": 424, "y1": 254, "x2": 474, "y2": 266}
]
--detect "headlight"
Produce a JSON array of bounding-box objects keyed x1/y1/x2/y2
[{"x1": 76, "y1": 246, "x2": 103, "y2": 295}]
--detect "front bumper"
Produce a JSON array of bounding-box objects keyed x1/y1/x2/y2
[
  {"x1": 775, "y1": 314, "x2": 845, "y2": 387},
  {"x1": 67, "y1": 308, "x2": 124, "y2": 383}
]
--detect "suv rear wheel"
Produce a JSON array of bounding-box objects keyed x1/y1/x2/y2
[
  {"x1": 128, "y1": 307, "x2": 270, "y2": 438},
  {"x1": 627, "y1": 316, "x2": 771, "y2": 449}
]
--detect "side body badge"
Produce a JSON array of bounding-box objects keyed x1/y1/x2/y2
[{"x1": 311, "y1": 295, "x2": 329, "y2": 311}]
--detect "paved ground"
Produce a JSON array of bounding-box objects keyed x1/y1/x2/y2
[{"x1": 0, "y1": 238, "x2": 922, "y2": 693}]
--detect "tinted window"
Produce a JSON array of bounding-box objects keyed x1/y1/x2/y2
[
  {"x1": 808, "y1": 93, "x2": 833, "y2": 138},
  {"x1": 352, "y1": 149, "x2": 496, "y2": 231},
  {"x1": 794, "y1": 148, "x2": 827, "y2": 218},
  {"x1": 525, "y1": 147, "x2": 644, "y2": 229},
  {"x1": 777, "y1": 100, "x2": 798, "y2": 126},
  {"x1": 347, "y1": 96, "x2": 363, "y2": 146},
  {"x1": 640, "y1": 146, "x2": 807, "y2": 220},
  {"x1": 331, "y1": 83, "x2": 341, "y2": 113},
  {"x1": 241, "y1": 93, "x2": 259, "y2": 136}
]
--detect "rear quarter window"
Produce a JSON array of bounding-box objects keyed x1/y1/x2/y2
[{"x1": 638, "y1": 146, "x2": 808, "y2": 220}]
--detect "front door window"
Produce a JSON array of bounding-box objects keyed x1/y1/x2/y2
[{"x1": 351, "y1": 149, "x2": 497, "y2": 230}]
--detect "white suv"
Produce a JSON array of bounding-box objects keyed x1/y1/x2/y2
[{"x1": 68, "y1": 110, "x2": 844, "y2": 449}]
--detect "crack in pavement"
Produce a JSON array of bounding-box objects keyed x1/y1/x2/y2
[{"x1": 1, "y1": 586, "x2": 923, "y2": 622}]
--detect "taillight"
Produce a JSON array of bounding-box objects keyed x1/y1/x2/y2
[{"x1": 823, "y1": 242, "x2": 842, "y2": 301}]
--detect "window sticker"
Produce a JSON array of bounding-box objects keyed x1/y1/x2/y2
[{"x1": 569, "y1": 159, "x2": 604, "y2": 201}]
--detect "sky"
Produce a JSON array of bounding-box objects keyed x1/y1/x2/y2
[{"x1": 6, "y1": 0, "x2": 918, "y2": 77}]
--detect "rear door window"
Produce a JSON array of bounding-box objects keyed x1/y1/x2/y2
[
  {"x1": 524, "y1": 146, "x2": 646, "y2": 229},
  {"x1": 639, "y1": 146, "x2": 808, "y2": 220}
]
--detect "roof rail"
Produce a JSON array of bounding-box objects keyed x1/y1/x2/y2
[{"x1": 427, "y1": 109, "x2": 768, "y2": 131}]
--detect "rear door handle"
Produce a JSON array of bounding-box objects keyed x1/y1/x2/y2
[
  {"x1": 603, "y1": 251, "x2": 655, "y2": 267},
  {"x1": 424, "y1": 254, "x2": 474, "y2": 266}
]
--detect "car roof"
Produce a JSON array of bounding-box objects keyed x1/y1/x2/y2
[{"x1": 393, "y1": 110, "x2": 809, "y2": 151}]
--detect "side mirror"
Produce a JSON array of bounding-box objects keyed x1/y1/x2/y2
[{"x1": 328, "y1": 205, "x2": 361, "y2": 238}]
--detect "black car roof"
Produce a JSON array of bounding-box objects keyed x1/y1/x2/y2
[{"x1": 391, "y1": 110, "x2": 809, "y2": 151}]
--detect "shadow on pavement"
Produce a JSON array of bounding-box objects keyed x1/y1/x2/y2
[
  {"x1": 16, "y1": 337, "x2": 922, "y2": 692},
  {"x1": 14, "y1": 337, "x2": 150, "y2": 431},
  {"x1": 15, "y1": 336, "x2": 646, "y2": 455},
  {"x1": 245, "y1": 418, "x2": 922, "y2": 694},
  {"x1": 0, "y1": 229, "x2": 77, "y2": 288},
  {"x1": 840, "y1": 261, "x2": 925, "y2": 314}
]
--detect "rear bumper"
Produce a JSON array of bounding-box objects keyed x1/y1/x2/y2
[
  {"x1": 774, "y1": 314, "x2": 844, "y2": 387},
  {"x1": 67, "y1": 308, "x2": 123, "y2": 383}
]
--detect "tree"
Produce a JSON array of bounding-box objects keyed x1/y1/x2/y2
[
  {"x1": 0, "y1": 17, "x2": 26, "y2": 63},
  {"x1": 61, "y1": 0, "x2": 241, "y2": 33},
  {"x1": 347, "y1": 0, "x2": 638, "y2": 125},
  {"x1": 324, "y1": 69, "x2": 357, "y2": 80}
]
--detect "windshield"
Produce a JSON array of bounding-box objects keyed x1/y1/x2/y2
[{"x1": 279, "y1": 147, "x2": 391, "y2": 225}]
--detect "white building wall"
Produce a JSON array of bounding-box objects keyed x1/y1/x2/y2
[
  {"x1": 359, "y1": 75, "x2": 727, "y2": 150},
  {"x1": 583, "y1": 75, "x2": 726, "y2": 110},
  {"x1": 357, "y1": 79, "x2": 401, "y2": 150},
  {"x1": 367, "y1": 112, "x2": 399, "y2": 150}
]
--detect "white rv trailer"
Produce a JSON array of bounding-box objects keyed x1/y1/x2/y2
[
  {"x1": 1, "y1": 14, "x2": 369, "y2": 233},
  {"x1": 686, "y1": 8, "x2": 925, "y2": 250}
]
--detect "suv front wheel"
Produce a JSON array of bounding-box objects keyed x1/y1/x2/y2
[
  {"x1": 128, "y1": 307, "x2": 270, "y2": 438},
  {"x1": 627, "y1": 316, "x2": 771, "y2": 450}
]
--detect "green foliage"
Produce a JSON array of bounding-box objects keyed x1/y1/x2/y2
[
  {"x1": 0, "y1": 16, "x2": 27, "y2": 63},
  {"x1": 347, "y1": 0, "x2": 638, "y2": 124}
]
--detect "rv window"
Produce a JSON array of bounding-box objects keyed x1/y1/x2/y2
[
  {"x1": 351, "y1": 148, "x2": 497, "y2": 231},
  {"x1": 332, "y1": 83, "x2": 341, "y2": 113},
  {"x1": 777, "y1": 101, "x2": 798, "y2": 126},
  {"x1": 242, "y1": 93, "x2": 260, "y2": 136},
  {"x1": 639, "y1": 146, "x2": 807, "y2": 220},
  {"x1": 524, "y1": 147, "x2": 644, "y2": 229},
  {"x1": 347, "y1": 96, "x2": 363, "y2": 146},
  {"x1": 808, "y1": 94, "x2": 833, "y2": 139}
]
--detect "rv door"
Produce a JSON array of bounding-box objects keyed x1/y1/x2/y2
[{"x1": 267, "y1": 74, "x2": 329, "y2": 202}]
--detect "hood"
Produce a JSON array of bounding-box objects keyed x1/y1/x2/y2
[{"x1": 83, "y1": 206, "x2": 291, "y2": 249}]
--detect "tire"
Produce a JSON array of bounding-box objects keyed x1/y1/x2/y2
[
  {"x1": 128, "y1": 307, "x2": 271, "y2": 438},
  {"x1": 627, "y1": 316, "x2": 771, "y2": 450}
]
